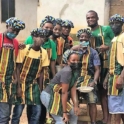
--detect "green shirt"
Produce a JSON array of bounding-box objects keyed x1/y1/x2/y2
[
  {"x1": 25, "y1": 36, "x2": 57, "y2": 60},
  {"x1": 92, "y1": 26, "x2": 114, "y2": 47}
]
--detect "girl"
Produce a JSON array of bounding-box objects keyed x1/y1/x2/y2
[
  {"x1": 40, "y1": 50, "x2": 79, "y2": 124},
  {"x1": 50, "y1": 18, "x2": 64, "y2": 65}
]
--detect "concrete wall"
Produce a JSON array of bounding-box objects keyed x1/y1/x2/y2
[
  {"x1": 0, "y1": 0, "x2": 37, "y2": 42},
  {"x1": 37, "y1": 0, "x2": 110, "y2": 35}
]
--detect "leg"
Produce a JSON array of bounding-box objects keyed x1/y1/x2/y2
[
  {"x1": 101, "y1": 88, "x2": 109, "y2": 123},
  {"x1": 115, "y1": 114, "x2": 121, "y2": 124},
  {"x1": 11, "y1": 104, "x2": 25, "y2": 124},
  {"x1": 0, "y1": 102, "x2": 11, "y2": 124},
  {"x1": 98, "y1": 83, "x2": 109, "y2": 123},
  {"x1": 86, "y1": 90, "x2": 98, "y2": 123},
  {"x1": 29, "y1": 105, "x2": 41, "y2": 124},
  {"x1": 27, "y1": 105, "x2": 32, "y2": 122},
  {"x1": 89, "y1": 103, "x2": 97, "y2": 123},
  {"x1": 40, "y1": 91, "x2": 51, "y2": 124},
  {"x1": 107, "y1": 114, "x2": 112, "y2": 124},
  {"x1": 39, "y1": 104, "x2": 46, "y2": 124},
  {"x1": 98, "y1": 68, "x2": 109, "y2": 123},
  {"x1": 121, "y1": 114, "x2": 124, "y2": 123},
  {"x1": 69, "y1": 108, "x2": 78, "y2": 124}
]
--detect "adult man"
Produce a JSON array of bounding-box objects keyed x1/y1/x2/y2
[
  {"x1": 71, "y1": 28, "x2": 100, "y2": 124},
  {"x1": 86, "y1": 10, "x2": 114, "y2": 123},
  {"x1": 61, "y1": 20, "x2": 74, "y2": 53},
  {"x1": 105, "y1": 14, "x2": 124, "y2": 124},
  {"x1": 0, "y1": 17, "x2": 25, "y2": 124},
  {"x1": 11, "y1": 28, "x2": 49, "y2": 124}
]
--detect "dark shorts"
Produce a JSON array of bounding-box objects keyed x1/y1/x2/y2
[{"x1": 78, "y1": 87, "x2": 98, "y2": 104}]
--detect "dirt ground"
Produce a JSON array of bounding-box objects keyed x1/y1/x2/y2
[{"x1": 10, "y1": 104, "x2": 123, "y2": 124}]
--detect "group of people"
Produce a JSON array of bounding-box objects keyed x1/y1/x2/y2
[{"x1": 0, "y1": 9, "x2": 124, "y2": 124}]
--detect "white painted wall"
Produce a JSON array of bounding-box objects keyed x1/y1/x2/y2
[
  {"x1": 0, "y1": 0, "x2": 110, "y2": 41},
  {"x1": 37, "y1": 0, "x2": 110, "y2": 34},
  {"x1": 0, "y1": 0, "x2": 37, "y2": 42}
]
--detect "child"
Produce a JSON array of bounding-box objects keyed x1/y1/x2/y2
[{"x1": 11, "y1": 28, "x2": 49, "y2": 124}]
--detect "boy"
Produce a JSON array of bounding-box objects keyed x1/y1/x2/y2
[{"x1": 11, "y1": 28, "x2": 49, "y2": 124}]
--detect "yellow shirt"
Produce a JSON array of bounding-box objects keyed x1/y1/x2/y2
[
  {"x1": 16, "y1": 45, "x2": 50, "y2": 67},
  {"x1": 112, "y1": 33, "x2": 124, "y2": 66}
]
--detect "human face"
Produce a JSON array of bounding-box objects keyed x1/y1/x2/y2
[
  {"x1": 42, "y1": 22, "x2": 53, "y2": 37},
  {"x1": 79, "y1": 32, "x2": 89, "y2": 42},
  {"x1": 7, "y1": 25, "x2": 20, "y2": 35},
  {"x1": 6, "y1": 25, "x2": 20, "y2": 38},
  {"x1": 53, "y1": 24, "x2": 62, "y2": 38},
  {"x1": 86, "y1": 12, "x2": 98, "y2": 28},
  {"x1": 42, "y1": 22, "x2": 54, "y2": 31},
  {"x1": 33, "y1": 36, "x2": 45, "y2": 47},
  {"x1": 109, "y1": 20, "x2": 123, "y2": 36},
  {"x1": 6, "y1": 25, "x2": 20, "y2": 39},
  {"x1": 62, "y1": 26, "x2": 71, "y2": 36},
  {"x1": 67, "y1": 54, "x2": 79, "y2": 65}
]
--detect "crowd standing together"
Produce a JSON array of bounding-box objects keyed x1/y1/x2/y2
[{"x1": 0, "y1": 10, "x2": 124, "y2": 124}]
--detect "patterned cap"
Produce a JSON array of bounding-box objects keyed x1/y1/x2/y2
[
  {"x1": 76, "y1": 28, "x2": 91, "y2": 38},
  {"x1": 40, "y1": 15, "x2": 56, "y2": 27},
  {"x1": 6, "y1": 17, "x2": 25, "y2": 30},
  {"x1": 63, "y1": 49, "x2": 77, "y2": 63},
  {"x1": 62, "y1": 20, "x2": 74, "y2": 28},
  {"x1": 109, "y1": 14, "x2": 124, "y2": 23},
  {"x1": 31, "y1": 28, "x2": 49, "y2": 37},
  {"x1": 55, "y1": 18, "x2": 63, "y2": 26}
]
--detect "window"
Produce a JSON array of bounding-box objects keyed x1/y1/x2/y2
[{"x1": 1, "y1": 0, "x2": 15, "y2": 22}]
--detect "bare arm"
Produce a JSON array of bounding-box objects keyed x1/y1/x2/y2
[
  {"x1": 94, "y1": 65, "x2": 100, "y2": 82},
  {"x1": 120, "y1": 68, "x2": 124, "y2": 78},
  {"x1": 61, "y1": 83, "x2": 69, "y2": 112},
  {"x1": 61, "y1": 83, "x2": 69, "y2": 122},
  {"x1": 16, "y1": 63, "x2": 22, "y2": 97},
  {"x1": 88, "y1": 65, "x2": 100, "y2": 87},
  {"x1": 71, "y1": 45, "x2": 80, "y2": 51},
  {"x1": 71, "y1": 84, "x2": 79, "y2": 115},
  {"x1": 38, "y1": 68, "x2": 44, "y2": 91},
  {"x1": 12, "y1": 69, "x2": 18, "y2": 84},
  {"x1": 71, "y1": 84, "x2": 78, "y2": 107},
  {"x1": 116, "y1": 68, "x2": 124, "y2": 89},
  {"x1": 50, "y1": 60, "x2": 56, "y2": 77},
  {"x1": 16, "y1": 63, "x2": 22, "y2": 88},
  {"x1": 99, "y1": 44, "x2": 109, "y2": 52}
]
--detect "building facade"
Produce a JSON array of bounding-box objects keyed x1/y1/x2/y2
[
  {"x1": 0, "y1": 0, "x2": 38, "y2": 42},
  {"x1": 0, "y1": 0, "x2": 124, "y2": 41},
  {"x1": 37, "y1": 0, "x2": 124, "y2": 39}
]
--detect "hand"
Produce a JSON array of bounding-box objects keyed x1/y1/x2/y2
[
  {"x1": 103, "y1": 79, "x2": 108, "y2": 89},
  {"x1": 17, "y1": 87, "x2": 22, "y2": 97},
  {"x1": 65, "y1": 43, "x2": 70, "y2": 49},
  {"x1": 12, "y1": 79, "x2": 17, "y2": 84},
  {"x1": 116, "y1": 76, "x2": 124, "y2": 89},
  {"x1": 18, "y1": 43, "x2": 26, "y2": 49},
  {"x1": 88, "y1": 82, "x2": 95, "y2": 87},
  {"x1": 63, "y1": 113, "x2": 69, "y2": 123},
  {"x1": 99, "y1": 44, "x2": 109, "y2": 52},
  {"x1": 74, "y1": 106, "x2": 79, "y2": 116}
]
